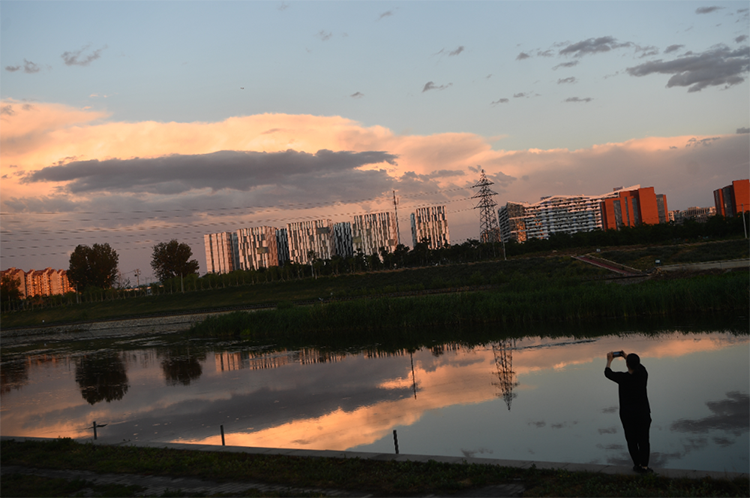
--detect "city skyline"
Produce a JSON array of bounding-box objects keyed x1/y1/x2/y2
[{"x1": 1, "y1": 1, "x2": 748, "y2": 280}]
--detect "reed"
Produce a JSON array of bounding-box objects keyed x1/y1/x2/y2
[{"x1": 189, "y1": 271, "x2": 749, "y2": 344}]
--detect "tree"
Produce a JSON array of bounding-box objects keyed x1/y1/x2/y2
[
  {"x1": 151, "y1": 240, "x2": 199, "y2": 283},
  {"x1": 68, "y1": 243, "x2": 120, "y2": 290},
  {"x1": 1, "y1": 275, "x2": 22, "y2": 302}
]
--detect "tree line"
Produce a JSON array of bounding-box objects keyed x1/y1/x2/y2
[{"x1": 1, "y1": 214, "x2": 746, "y2": 308}]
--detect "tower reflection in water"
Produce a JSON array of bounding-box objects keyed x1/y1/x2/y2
[{"x1": 492, "y1": 339, "x2": 518, "y2": 410}]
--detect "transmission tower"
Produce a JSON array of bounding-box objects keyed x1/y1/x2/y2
[
  {"x1": 491, "y1": 339, "x2": 518, "y2": 410},
  {"x1": 471, "y1": 169, "x2": 501, "y2": 243}
]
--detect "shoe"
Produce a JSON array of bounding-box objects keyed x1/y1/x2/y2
[
  {"x1": 633, "y1": 465, "x2": 646, "y2": 473},
  {"x1": 643, "y1": 467, "x2": 654, "y2": 474}
]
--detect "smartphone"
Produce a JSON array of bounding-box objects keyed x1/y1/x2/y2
[{"x1": 612, "y1": 351, "x2": 624, "y2": 357}]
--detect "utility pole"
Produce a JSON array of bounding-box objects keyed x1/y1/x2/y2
[
  {"x1": 471, "y1": 169, "x2": 503, "y2": 258},
  {"x1": 393, "y1": 190, "x2": 401, "y2": 246}
]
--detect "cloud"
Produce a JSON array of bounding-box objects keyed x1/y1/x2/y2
[
  {"x1": 557, "y1": 77, "x2": 577, "y2": 84},
  {"x1": 513, "y1": 93, "x2": 526, "y2": 98},
  {"x1": 626, "y1": 45, "x2": 750, "y2": 92},
  {"x1": 449, "y1": 46, "x2": 465, "y2": 57},
  {"x1": 350, "y1": 92, "x2": 364, "y2": 99},
  {"x1": 696, "y1": 6, "x2": 723, "y2": 14},
  {"x1": 685, "y1": 137, "x2": 720, "y2": 147},
  {"x1": 559, "y1": 36, "x2": 632, "y2": 57},
  {"x1": 737, "y1": 35, "x2": 748, "y2": 43},
  {"x1": 516, "y1": 52, "x2": 531, "y2": 60},
  {"x1": 23, "y1": 149, "x2": 398, "y2": 195},
  {"x1": 635, "y1": 45, "x2": 659, "y2": 58},
  {"x1": 671, "y1": 392, "x2": 749, "y2": 436},
  {"x1": 528, "y1": 420, "x2": 546, "y2": 428},
  {"x1": 277, "y1": 2, "x2": 289, "y2": 11},
  {"x1": 490, "y1": 98, "x2": 509, "y2": 106},
  {"x1": 565, "y1": 97, "x2": 593, "y2": 103},
  {"x1": 665, "y1": 44, "x2": 685, "y2": 54},
  {"x1": 598, "y1": 427, "x2": 618, "y2": 434},
  {"x1": 422, "y1": 81, "x2": 451, "y2": 92},
  {"x1": 553, "y1": 61, "x2": 579, "y2": 70},
  {"x1": 737, "y1": 127, "x2": 750, "y2": 134},
  {"x1": 6, "y1": 59, "x2": 42, "y2": 74},
  {"x1": 536, "y1": 49, "x2": 554, "y2": 57},
  {"x1": 61, "y1": 44, "x2": 106, "y2": 66},
  {"x1": 316, "y1": 30, "x2": 332, "y2": 42},
  {"x1": 377, "y1": 10, "x2": 393, "y2": 21}
]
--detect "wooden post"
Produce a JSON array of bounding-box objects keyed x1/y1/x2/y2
[
  {"x1": 220, "y1": 425, "x2": 225, "y2": 446},
  {"x1": 393, "y1": 430, "x2": 399, "y2": 454}
]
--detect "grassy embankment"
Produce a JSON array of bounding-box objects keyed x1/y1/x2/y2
[
  {"x1": 1, "y1": 256, "x2": 611, "y2": 329},
  {"x1": 189, "y1": 270, "x2": 749, "y2": 345},
  {"x1": 2, "y1": 439, "x2": 747, "y2": 497},
  {"x1": 599, "y1": 238, "x2": 749, "y2": 270}
]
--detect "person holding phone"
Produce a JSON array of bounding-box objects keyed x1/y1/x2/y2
[{"x1": 605, "y1": 350, "x2": 653, "y2": 474}]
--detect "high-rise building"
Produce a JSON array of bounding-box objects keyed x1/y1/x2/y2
[
  {"x1": 276, "y1": 228, "x2": 290, "y2": 266},
  {"x1": 203, "y1": 232, "x2": 238, "y2": 274},
  {"x1": 410, "y1": 206, "x2": 450, "y2": 249},
  {"x1": 235, "y1": 226, "x2": 279, "y2": 270},
  {"x1": 333, "y1": 222, "x2": 354, "y2": 258},
  {"x1": 352, "y1": 212, "x2": 398, "y2": 256},
  {"x1": 498, "y1": 185, "x2": 668, "y2": 243},
  {"x1": 600, "y1": 186, "x2": 668, "y2": 229},
  {"x1": 287, "y1": 219, "x2": 335, "y2": 264},
  {"x1": 714, "y1": 179, "x2": 750, "y2": 217}
]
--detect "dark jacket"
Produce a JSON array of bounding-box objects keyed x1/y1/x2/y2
[{"x1": 605, "y1": 364, "x2": 650, "y2": 418}]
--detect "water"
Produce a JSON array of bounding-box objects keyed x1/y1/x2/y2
[{"x1": 1, "y1": 328, "x2": 747, "y2": 473}]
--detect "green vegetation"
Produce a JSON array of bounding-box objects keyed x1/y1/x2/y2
[
  {"x1": 1, "y1": 439, "x2": 747, "y2": 497},
  {"x1": 1, "y1": 256, "x2": 610, "y2": 328},
  {"x1": 189, "y1": 271, "x2": 749, "y2": 343},
  {"x1": 600, "y1": 239, "x2": 749, "y2": 270},
  {"x1": 0, "y1": 473, "x2": 145, "y2": 497}
]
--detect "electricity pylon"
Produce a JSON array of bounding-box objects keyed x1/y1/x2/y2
[
  {"x1": 491, "y1": 339, "x2": 518, "y2": 410},
  {"x1": 471, "y1": 169, "x2": 501, "y2": 243}
]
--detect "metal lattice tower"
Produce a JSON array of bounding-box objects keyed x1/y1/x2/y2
[
  {"x1": 472, "y1": 169, "x2": 501, "y2": 243},
  {"x1": 491, "y1": 339, "x2": 518, "y2": 410}
]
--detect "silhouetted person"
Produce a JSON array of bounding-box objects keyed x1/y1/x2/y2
[{"x1": 605, "y1": 351, "x2": 652, "y2": 474}]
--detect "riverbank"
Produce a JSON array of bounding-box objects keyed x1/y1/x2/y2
[
  {"x1": 1, "y1": 437, "x2": 747, "y2": 497},
  {"x1": 188, "y1": 270, "x2": 749, "y2": 342}
]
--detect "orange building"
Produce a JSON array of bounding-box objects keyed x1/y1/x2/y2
[
  {"x1": 0, "y1": 267, "x2": 74, "y2": 298},
  {"x1": 714, "y1": 179, "x2": 750, "y2": 217},
  {"x1": 600, "y1": 186, "x2": 668, "y2": 230}
]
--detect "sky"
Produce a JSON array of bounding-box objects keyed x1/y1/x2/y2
[{"x1": 1, "y1": 1, "x2": 749, "y2": 281}]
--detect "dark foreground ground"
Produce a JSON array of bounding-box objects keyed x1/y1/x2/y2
[{"x1": 1, "y1": 437, "x2": 747, "y2": 497}]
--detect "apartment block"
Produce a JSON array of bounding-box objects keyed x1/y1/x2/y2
[
  {"x1": 671, "y1": 206, "x2": 716, "y2": 224},
  {"x1": 352, "y1": 212, "x2": 398, "y2": 256},
  {"x1": 235, "y1": 226, "x2": 279, "y2": 270},
  {"x1": 714, "y1": 179, "x2": 750, "y2": 217},
  {"x1": 410, "y1": 206, "x2": 450, "y2": 249},
  {"x1": 499, "y1": 193, "x2": 613, "y2": 243},
  {"x1": 276, "y1": 228, "x2": 290, "y2": 266},
  {"x1": 286, "y1": 219, "x2": 335, "y2": 264},
  {"x1": 498, "y1": 185, "x2": 668, "y2": 243},
  {"x1": 333, "y1": 222, "x2": 354, "y2": 258},
  {"x1": 0, "y1": 267, "x2": 73, "y2": 298},
  {"x1": 203, "y1": 232, "x2": 238, "y2": 274},
  {"x1": 600, "y1": 186, "x2": 668, "y2": 230}
]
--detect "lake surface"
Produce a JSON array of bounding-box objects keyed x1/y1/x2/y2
[{"x1": 1, "y1": 327, "x2": 748, "y2": 473}]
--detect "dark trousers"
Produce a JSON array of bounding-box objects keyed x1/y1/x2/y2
[{"x1": 621, "y1": 414, "x2": 651, "y2": 467}]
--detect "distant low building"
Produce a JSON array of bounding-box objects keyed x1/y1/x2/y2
[
  {"x1": 714, "y1": 179, "x2": 750, "y2": 217},
  {"x1": 671, "y1": 206, "x2": 716, "y2": 224},
  {"x1": 0, "y1": 267, "x2": 73, "y2": 298}
]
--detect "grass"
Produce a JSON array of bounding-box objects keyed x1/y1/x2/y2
[
  {"x1": 188, "y1": 271, "x2": 749, "y2": 343},
  {"x1": 0, "y1": 472, "x2": 145, "y2": 497},
  {"x1": 600, "y1": 239, "x2": 749, "y2": 271},
  {"x1": 1, "y1": 439, "x2": 747, "y2": 497},
  {"x1": 2, "y1": 256, "x2": 610, "y2": 329}
]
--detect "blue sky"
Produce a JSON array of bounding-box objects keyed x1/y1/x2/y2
[{"x1": 1, "y1": 1, "x2": 748, "y2": 279}]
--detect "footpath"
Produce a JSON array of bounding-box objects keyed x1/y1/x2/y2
[{"x1": 2, "y1": 436, "x2": 747, "y2": 497}]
